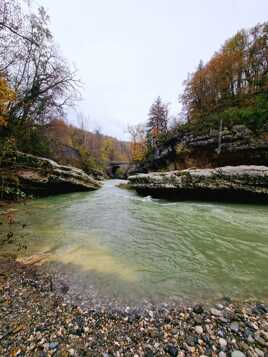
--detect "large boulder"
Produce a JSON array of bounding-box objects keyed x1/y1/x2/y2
[
  {"x1": 1, "y1": 151, "x2": 101, "y2": 198},
  {"x1": 128, "y1": 166, "x2": 268, "y2": 203}
]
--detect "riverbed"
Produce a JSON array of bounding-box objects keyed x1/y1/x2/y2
[{"x1": 0, "y1": 180, "x2": 268, "y2": 306}]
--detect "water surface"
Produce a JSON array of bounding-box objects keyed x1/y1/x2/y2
[{"x1": 1, "y1": 180, "x2": 268, "y2": 304}]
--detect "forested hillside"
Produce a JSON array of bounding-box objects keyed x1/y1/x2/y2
[
  {"x1": 181, "y1": 22, "x2": 268, "y2": 131},
  {"x1": 129, "y1": 22, "x2": 268, "y2": 170},
  {"x1": 45, "y1": 119, "x2": 130, "y2": 175}
]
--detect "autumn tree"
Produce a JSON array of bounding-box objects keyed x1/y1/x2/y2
[
  {"x1": 147, "y1": 97, "x2": 169, "y2": 147},
  {"x1": 181, "y1": 23, "x2": 268, "y2": 128},
  {"x1": 0, "y1": 0, "x2": 79, "y2": 155},
  {"x1": 128, "y1": 124, "x2": 147, "y2": 162},
  {"x1": 0, "y1": 75, "x2": 16, "y2": 127}
]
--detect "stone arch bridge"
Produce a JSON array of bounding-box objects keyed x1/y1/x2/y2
[{"x1": 107, "y1": 161, "x2": 130, "y2": 178}]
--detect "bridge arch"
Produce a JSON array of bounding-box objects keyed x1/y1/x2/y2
[{"x1": 107, "y1": 161, "x2": 130, "y2": 178}]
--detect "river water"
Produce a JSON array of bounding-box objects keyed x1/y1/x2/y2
[{"x1": 1, "y1": 180, "x2": 268, "y2": 305}]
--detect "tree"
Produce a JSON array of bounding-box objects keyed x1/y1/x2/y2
[
  {"x1": 181, "y1": 23, "x2": 268, "y2": 125},
  {"x1": 0, "y1": 0, "x2": 38, "y2": 45},
  {"x1": 0, "y1": 75, "x2": 16, "y2": 127},
  {"x1": 128, "y1": 124, "x2": 147, "y2": 162},
  {"x1": 0, "y1": 1, "x2": 79, "y2": 132},
  {"x1": 147, "y1": 97, "x2": 169, "y2": 146}
]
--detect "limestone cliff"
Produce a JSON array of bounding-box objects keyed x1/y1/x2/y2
[
  {"x1": 129, "y1": 166, "x2": 268, "y2": 203},
  {"x1": 140, "y1": 125, "x2": 268, "y2": 172}
]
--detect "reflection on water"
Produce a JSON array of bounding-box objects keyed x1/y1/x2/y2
[{"x1": 1, "y1": 180, "x2": 268, "y2": 303}]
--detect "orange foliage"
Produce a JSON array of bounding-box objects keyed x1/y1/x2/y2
[
  {"x1": 0, "y1": 76, "x2": 16, "y2": 127},
  {"x1": 182, "y1": 23, "x2": 268, "y2": 122}
]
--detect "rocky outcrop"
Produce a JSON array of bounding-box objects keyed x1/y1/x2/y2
[
  {"x1": 1, "y1": 152, "x2": 101, "y2": 199},
  {"x1": 139, "y1": 125, "x2": 268, "y2": 172},
  {"x1": 129, "y1": 166, "x2": 268, "y2": 203}
]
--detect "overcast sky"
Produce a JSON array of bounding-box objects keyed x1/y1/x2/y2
[{"x1": 38, "y1": 0, "x2": 268, "y2": 139}]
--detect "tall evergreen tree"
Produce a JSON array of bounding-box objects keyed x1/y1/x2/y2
[{"x1": 147, "y1": 97, "x2": 168, "y2": 146}]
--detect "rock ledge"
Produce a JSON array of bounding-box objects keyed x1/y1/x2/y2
[
  {"x1": 1, "y1": 151, "x2": 101, "y2": 198},
  {"x1": 129, "y1": 166, "x2": 268, "y2": 203}
]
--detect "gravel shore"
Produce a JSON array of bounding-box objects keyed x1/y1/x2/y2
[{"x1": 0, "y1": 256, "x2": 267, "y2": 357}]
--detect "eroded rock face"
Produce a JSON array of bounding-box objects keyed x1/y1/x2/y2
[
  {"x1": 1, "y1": 151, "x2": 101, "y2": 198},
  {"x1": 139, "y1": 125, "x2": 268, "y2": 172},
  {"x1": 129, "y1": 166, "x2": 268, "y2": 203}
]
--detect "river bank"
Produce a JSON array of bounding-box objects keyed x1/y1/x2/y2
[{"x1": 0, "y1": 255, "x2": 267, "y2": 356}]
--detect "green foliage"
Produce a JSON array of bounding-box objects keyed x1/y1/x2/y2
[
  {"x1": 0, "y1": 137, "x2": 17, "y2": 167},
  {"x1": 172, "y1": 93, "x2": 268, "y2": 137},
  {"x1": 0, "y1": 184, "x2": 26, "y2": 200},
  {"x1": 114, "y1": 167, "x2": 127, "y2": 179},
  {"x1": 14, "y1": 123, "x2": 51, "y2": 157}
]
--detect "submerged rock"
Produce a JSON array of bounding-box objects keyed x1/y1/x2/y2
[
  {"x1": 1, "y1": 151, "x2": 101, "y2": 198},
  {"x1": 128, "y1": 166, "x2": 268, "y2": 203}
]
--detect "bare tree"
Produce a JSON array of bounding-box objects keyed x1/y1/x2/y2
[
  {"x1": 0, "y1": 1, "x2": 80, "y2": 128},
  {"x1": 0, "y1": 0, "x2": 39, "y2": 45}
]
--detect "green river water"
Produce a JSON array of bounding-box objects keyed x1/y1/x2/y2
[{"x1": 1, "y1": 180, "x2": 268, "y2": 305}]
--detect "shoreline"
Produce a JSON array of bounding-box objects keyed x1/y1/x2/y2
[{"x1": 0, "y1": 255, "x2": 267, "y2": 356}]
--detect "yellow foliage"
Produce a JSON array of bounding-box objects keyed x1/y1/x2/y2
[
  {"x1": 100, "y1": 138, "x2": 113, "y2": 162},
  {"x1": 131, "y1": 142, "x2": 147, "y2": 162},
  {"x1": 0, "y1": 76, "x2": 16, "y2": 127}
]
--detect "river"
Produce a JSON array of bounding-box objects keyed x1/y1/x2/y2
[{"x1": 1, "y1": 180, "x2": 268, "y2": 306}]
